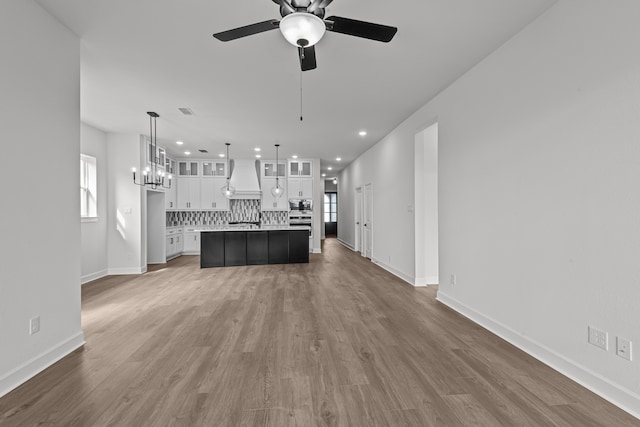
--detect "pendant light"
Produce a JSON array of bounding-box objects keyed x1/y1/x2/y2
[
  {"x1": 271, "y1": 144, "x2": 284, "y2": 198},
  {"x1": 132, "y1": 112, "x2": 172, "y2": 189},
  {"x1": 221, "y1": 143, "x2": 236, "y2": 198}
]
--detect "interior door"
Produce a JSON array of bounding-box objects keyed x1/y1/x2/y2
[{"x1": 363, "y1": 184, "x2": 372, "y2": 259}]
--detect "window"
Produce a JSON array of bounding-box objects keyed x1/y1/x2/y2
[
  {"x1": 80, "y1": 154, "x2": 97, "y2": 219},
  {"x1": 324, "y1": 193, "x2": 337, "y2": 223}
]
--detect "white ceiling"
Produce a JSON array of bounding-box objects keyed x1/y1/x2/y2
[{"x1": 36, "y1": 0, "x2": 555, "y2": 176}]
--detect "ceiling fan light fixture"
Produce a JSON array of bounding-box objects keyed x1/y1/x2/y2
[{"x1": 279, "y1": 12, "x2": 326, "y2": 47}]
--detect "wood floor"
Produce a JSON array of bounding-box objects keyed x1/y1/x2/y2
[{"x1": 1, "y1": 238, "x2": 637, "y2": 426}]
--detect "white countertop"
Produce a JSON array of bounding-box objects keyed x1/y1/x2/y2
[{"x1": 179, "y1": 225, "x2": 296, "y2": 232}]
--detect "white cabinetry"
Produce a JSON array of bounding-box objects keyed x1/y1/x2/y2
[
  {"x1": 200, "y1": 177, "x2": 228, "y2": 210},
  {"x1": 183, "y1": 229, "x2": 201, "y2": 254},
  {"x1": 166, "y1": 227, "x2": 183, "y2": 260},
  {"x1": 165, "y1": 157, "x2": 176, "y2": 176},
  {"x1": 288, "y1": 160, "x2": 312, "y2": 177},
  {"x1": 177, "y1": 177, "x2": 201, "y2": 209},
  {"x1": 202, "y1": 161, "x2": 226, "y2": 177},
  {"x1": 178, "y1": 161, "x2": 199, "y2": 177},
  {"x1": 165, "y1": 179, "x2": 177, "y2": 210},
  {"x1": 261, "y1": 161, "x2": 286, "y2": 178},
  {"x1": 288, "y1": 177, "x2": 313, "y2": 199}
]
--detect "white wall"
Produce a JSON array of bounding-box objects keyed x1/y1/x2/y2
[
  {"x1": 107, "y1": 134, "x2": 146, "y2": 274},
  {"x1": 338, "y1": 0, "x2": 640, "y2": 416},
  {"x1": 414, "y1": 123, "x2": 438, "y2": 286},
  {"x1": 80, "y1": 123, "x2": 108, "y2": 283},
  {"x1": 0, "y1": 0, "x2": 85, "y2": 397}
]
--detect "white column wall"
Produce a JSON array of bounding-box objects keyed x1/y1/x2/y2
[
  {"x1": 0, "y1": 0, "x2": 84, "y2": 397},
  {"x1": 80, "y1": 123, "x2": 108, "y2": 283},
  {"x1": 107, "y1": 134, "x2": 146, "y2": 274},
  {"x1": 338, "y1": 0, "x2": 640, "y2": 416}
]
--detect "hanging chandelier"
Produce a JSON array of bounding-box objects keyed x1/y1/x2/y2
[
  {"x1": 221, "y1": 143, "x2": 236, "y2": 198},
  {"x1": 271, "y1": 144, "x2": 284, "y2": 198},
  {"x1": 132, "y1": 112, "x2": 171, "y2": 189}
]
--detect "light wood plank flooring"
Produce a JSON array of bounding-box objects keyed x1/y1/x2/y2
[{"x1": 1, "y1": 238, "x2": 638, "y2": 426}]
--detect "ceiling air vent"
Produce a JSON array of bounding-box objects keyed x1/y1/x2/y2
[
  {"x1": 178, "y1": 107, "x2": 194, "y2": 115},
  {"x1": 199, "y1": 149, "x2": 208, "y2": 153}
]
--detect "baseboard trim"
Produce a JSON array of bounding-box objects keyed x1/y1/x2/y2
[
  {"x1": 0, "y1": 331, "x2": 85, "y2": 399},
  {"x1": 81, "y1": 269, "x2": 108, "y2": 285},
  {"x1": 414, "y1": 276, "x2": 439, "y2": 287},
  {"x1": 107, "y1": 266, "x2": 146, "y2": 275},
  {"x1": 337, "y1": 238, "x2": 355, "y2": 251},
  {"x1": 371, "y1": 258, "x2": 424, "y2": 287},
  {"x1": 436, "y1": 292, "x2": 640, "y2": 420}
]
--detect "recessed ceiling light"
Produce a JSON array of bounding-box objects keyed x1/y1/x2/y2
[
  {"x1": 359, "y1": 131, "x2": 367, "y2": 137},
  {"x1": 327, "y1": 167, "x2": 333, "y2": 171},
  {"x1": 321, "y1": 173, "x2": 326, "y2": 177},
  {"x1": 336, "y1": 157, "x2": 342, "y2": 162},
  {"x1": 256, "y1": 154, "x2": 262, "y2": 158},
  {"x1": 254, "y1": 148, "x2": 261, "y2": 152},
  {"x1": 219, "y1": 153, "x2": 225, "y2": 158},
  {"x1": 184, "y1": 151, "x2": 191, "y2": 155},
  {"x1": 176, "y1": 141, "x2": 184, "y2": 145},
  {"x1": 292, "y1": 155, "x2": 298, "y2": 159}
]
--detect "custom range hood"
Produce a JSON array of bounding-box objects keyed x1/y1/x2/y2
[{"x1": 228, "y1": 159, "x2": 262, "y2": 199}]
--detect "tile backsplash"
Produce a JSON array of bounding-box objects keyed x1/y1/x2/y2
[{"x1": 166, "y1": 199, "x2": 288, "y2": 227}]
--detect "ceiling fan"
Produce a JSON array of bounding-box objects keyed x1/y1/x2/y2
[{"x1": 213, "y1": 0, "x2": 398, "y2": 71}]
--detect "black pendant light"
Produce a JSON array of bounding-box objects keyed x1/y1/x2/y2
[
  {"x1": 221, "y1": 143, "x2": 236, "y2": 198},
  {"x1": 132, "y1": 112, "x2": 171, "y2": 189},
  {"x1": 271, "y1": 144, "x2": 284, "y2": 198}
]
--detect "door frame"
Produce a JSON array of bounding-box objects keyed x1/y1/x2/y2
[{"x1": 363, "y1": 183, "x2": 372, "y2": 259}]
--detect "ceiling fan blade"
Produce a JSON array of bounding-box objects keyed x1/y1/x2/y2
[
  {"x1": 213, "y1": 20, "x2": 280, "y2": 42},
  {"x1": 308, "y1": 0, "x2": 334, "y2": 14},
  {"x1": 298, "y1": 46, "x2": 317, "y2": 71},
  {"x1": 325, "y1": 16, "x2": 397, "y2": 42}
]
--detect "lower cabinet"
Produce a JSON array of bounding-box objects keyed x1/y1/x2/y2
[
  {"x1": 288, "y1": 230, "x2": 309, "y2": 263},
  {"x1": 224, "y1": 232, "x2": 247, "y2": 266},
  {"x1": 267, "y1": 231, "x2": 289, "y2": 264},
  {"x1": 200, "y1": 231, "x2": 224, "y2": 268},
  {"x1": 166, "y1": 228, "x2": 184, "y2": 260},
  {"x1": 247, "y1": 232, "x2": 269, "y2": 265},
  {"x1": 200, "y1": 230, "x2": 309, "y2": 268},
  {"x1": 183, "y1": 230, "x2": 201, "y2": 254}
]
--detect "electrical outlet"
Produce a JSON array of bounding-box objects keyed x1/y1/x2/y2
[
  {"x1": 588, "y1": 326, "x2": 608, "y2": 351},
  {"x1": 616, "y1": 337, "x2": 632, "y2": 361},
  {"x1": 450, "y1": 274, "x2": 456, "y2": 285},
  {"x1": 29, "y1": 316, "x2": 40, "y2": 335}
]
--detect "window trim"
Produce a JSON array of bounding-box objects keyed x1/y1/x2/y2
[{"x1": 80, "y1": 154, "x2": 98, "y2": 220}]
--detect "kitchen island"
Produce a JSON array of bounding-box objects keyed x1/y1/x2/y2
[{"x1": 200, "y1": 227, "x2": 309, "y2": 268}]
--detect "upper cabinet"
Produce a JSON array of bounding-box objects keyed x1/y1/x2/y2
[
  {"x1": 202, "y1": 161, "x2": 226, "y2": 177},
  {"x1": 165, "y1": 157, "x2": 176, "y2": 176},
  {"x1": 261, "y1": 161, "x2": 286, "y2": 179},
  {"x1": 288, "y1": 160, "x2": 312, "y2": 177},
  {"x1": 146, "y1": 138, "x2": 166, "y2": 170},
  {"x1": 178, "y1": 160, "x2": 199, "y2": 177}
]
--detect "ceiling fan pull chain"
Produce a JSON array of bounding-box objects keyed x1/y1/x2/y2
[{"x1": 300, "y1": 69, "x2": 304, "y2": 122}]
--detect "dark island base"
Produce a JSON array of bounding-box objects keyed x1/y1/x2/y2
[{"x1": 200, "y1": 229, "x2": 309, "y2": 268}]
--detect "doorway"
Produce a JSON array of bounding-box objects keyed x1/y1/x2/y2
[{"x1": 324, "y1": 192, "x2": 337, "y2": 236}]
